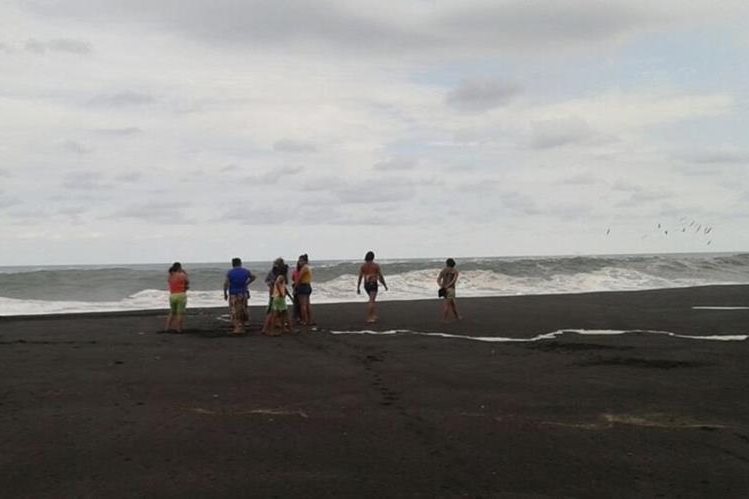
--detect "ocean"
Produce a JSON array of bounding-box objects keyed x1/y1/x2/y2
[{"x1": 1, "y1": 253, "x2": 748, "y2": 317}]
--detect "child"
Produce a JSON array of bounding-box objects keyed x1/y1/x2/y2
[
  {"x1": 437, "y1": 258, "x2": 461, "y2": 322},
  {"x1": 166, "y1": 262, "x2": 189, "y2": 333},
  {"x1": 265, "y1": 274, "x2": 293, "y2": 336}
]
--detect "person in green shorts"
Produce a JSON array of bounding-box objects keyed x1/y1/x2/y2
[
  {"x1": 166, "y1": 262, "x2": 190, "y2": 333},
  {"x1": 265, "y1": 274, "x2": 293, "y2": 336}
]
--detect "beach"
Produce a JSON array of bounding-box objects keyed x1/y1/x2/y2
[{"x1": 2, "y1": 285, "x2": 749, "y2": 497}]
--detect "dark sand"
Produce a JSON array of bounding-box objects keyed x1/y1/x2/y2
[{"x1": 2, "y1": 285, "x2": 749, "y2": 498}]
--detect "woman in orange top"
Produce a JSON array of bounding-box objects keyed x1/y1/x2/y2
[
  {"x1": 294, "y1": 253, "x2": 314, "y2": 326},
  {"x1": 166, "y1": 262, "x2": 190, "y2": 333}
]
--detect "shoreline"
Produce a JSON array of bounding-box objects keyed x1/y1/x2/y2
[{"x1": 2, "y1": 282, "x2": 748, "y2": 324}]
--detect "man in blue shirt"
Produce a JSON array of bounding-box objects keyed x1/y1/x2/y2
[{"x1": 223, "y1": 257, "x2": 256, "y2": 335}]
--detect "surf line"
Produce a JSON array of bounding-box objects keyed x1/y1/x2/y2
[
  {"x1": 692, "y1": 306, "x2": 749, "y2": 310},
  {"x1": 329, "y1": 329, "x2": 748, "y2": 342}
]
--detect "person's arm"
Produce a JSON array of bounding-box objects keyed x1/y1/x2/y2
[
  {"x1": 184, "y1": 273, "x2": 190, "y2": 291},
  {"x1": 248, "y1": 271, "x2": 256, "y2": 285},
  {"x1": 437, "y1": 269, "x2": 445, "y2": 288},
  {"x1": 223, "y1": 274, "x2": 230, "y2": 300},
  {"x1": 356, "y1": 267, "x2": 363, "y2": 294},
  {"x1": 447, "y1": 270, "x2": 458, "y2": 288},
  {"x1": 378, "y1": 265, "x2": 388, "y2": 290},
  {"x1": 265, "y1": 271, "x2": 274, "y2": 288}
]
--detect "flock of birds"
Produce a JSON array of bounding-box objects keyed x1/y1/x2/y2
[{"x1": 605, "y1": 218, "x2": 714, "y2": 246}]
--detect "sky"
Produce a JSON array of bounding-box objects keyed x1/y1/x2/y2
[{"x1": 1, "y1": 0, "x2": 748, "y2": 265}]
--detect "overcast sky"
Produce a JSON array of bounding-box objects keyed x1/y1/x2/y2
[{"x1": 1, "y1": 0, "x2": 748, "y2": 265}]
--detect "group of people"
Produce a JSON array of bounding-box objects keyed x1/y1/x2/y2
[{"x1": 165, "y1": 252, "x2": 461, "y2": 334}]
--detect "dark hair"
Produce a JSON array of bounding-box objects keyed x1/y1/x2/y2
[
  {"x1": 365, "y1": 251, "x2": 375, "y2": 262},
  {"x1": 168, "y1": 262, "x2": 182, "y2": 274},
  {"x1": 446, "y1": 258, "x2": 456, "y2": 268},
  {"x1": 232, "y1": 257, "x2": 241, "y2": 267}
]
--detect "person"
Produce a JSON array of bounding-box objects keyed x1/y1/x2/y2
[
  {"x1": 437, "y1": 258, "x2": 461, "y2": 322},
  {"x1": 266, "y1": 274, "x2": 293, "y2": 336},
  {"x1": 165, "y1": 262, "x2": 189, "y2": 333},
  {"x1": 357, "y1": 251, "x2": 387, "y2": 323},
  {"x1": 291, "y1": 263, "x2": 302, "y2": 322},
  {"x1": 223, "y1": 257, "x2": 256, "y2": 335},
  {"x1": 294, "y1": 254, "x2": 314, "y2": 326},
  {"x1": 262, "y1": 258, "x2": 289, "y2": 334}
]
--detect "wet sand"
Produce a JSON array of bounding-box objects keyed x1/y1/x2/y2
[{"x1": 2, "y1": 285, "x2": 749, "y2": 497}]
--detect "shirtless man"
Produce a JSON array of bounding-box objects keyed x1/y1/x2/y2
[
  {"x1": 437, "y1": 258, "x2": 461, "y2": 322},
  {"x1": 357, "y1": 251, "x2": 388, "y2": 323}
]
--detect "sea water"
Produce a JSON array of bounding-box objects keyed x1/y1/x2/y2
[{"x1": 1, "y1": 253, "x2": 748, "y2": 316}]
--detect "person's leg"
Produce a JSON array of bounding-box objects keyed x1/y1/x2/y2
[
  {"x1": 262, "y1": 312, "x2": 272, "y2": 334},
  {"x1": 292, "y1": 293, "x2": 300, "y2": 322},
  {"x1": 450, "y1": 299, "x2": 461, "y2": 320},
  {"x1": 298, "y1": 295, "x2": 309, "y2": 325},
  {"x1": 305, "y1": 296, "x2": 314, "y2": 326},
  {"x1": 177, "y1": 295, "x2": 187, "y2": 332},
  {"x1": 230, "y1": 296, "x2": 243, "y2": 334},
  {"x1": 441, "y1": 298, "x2": 450, "y2": 322},
  {"x1": 240, "y1": 294, "x2": 249, "y2": 327},
  {"x1": 166, "y1": 295, "x2": 178, "y2": 331},
  {"x1": 367, "y1": 291, "x2": 378, "y2": 322},
  {"x1": 283, "y1": 310, "x2": 292, "y2": 332},
  {"x1": 271, "y1": 310, "x2": 284, "y2": 335}
]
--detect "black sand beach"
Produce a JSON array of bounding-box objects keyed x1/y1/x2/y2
[{"x1": 2, "y1": 285, "x2": 749, "y2": 497}]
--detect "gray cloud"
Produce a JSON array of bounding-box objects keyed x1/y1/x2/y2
[
  {"x1": 610, "y1": 180, "x2": 642, "y2": 193},
  {"x1": 446, "y1": 79, "x2": 520, "y2": 112},
  {"x1": 616, "y1": 191, "x2": 671, "y2": 207},
  {"x1": 678, "y1": 149, "x2": 749, "y2": 165},
  {"x1": 220, "y1": 205, "x2": 292, "y2": 225},
  {"x1": 92, "y1": 127, "x2": 143, "y2": 137},
  {"x1": 0, "y1": 192, "x2": 21, "y2": 209},
  {"x1": 530, "y1": 117, "x2": 593, "y2": 149},
  {"x1": 335, "y1": 177, "x2": 415, "y2": 204},
  {"x1": 88, "y1": 91, "x2": 155, "y2": 108},
  {"x1": 21, "y1": 0, "x2": 663, "y2": 57},
  {"x1": 547, "y1": 202, "x2": 592, "y2": 220},
  {"x1": 273, "y1": 139, "x2": 317, "y2": 153},
  {"x1": 23, "y1": 0, "x2": 428, "y2": 54},
  {"x1": 61, "y1": 140, "x2": 91, "y2": 155},
  {"x1": 437, "y1": 1, "x2": 654, "y2": 51},
  {"x1": 559, "y1": 172, "x2": 599, "y2": 185},
  {"x1": 244, "y1": 165, "x2": 303, "y2": 185},
  {"x1": 373, "y1": 157, "x2": 418, "y2": 171},
  {"x1": 110, "y1": 201, "x2": 194, "y2": 224},
  {"x1": 0, "y1": 168, "x2": 11, "y2": 177},
  {"x1": 115, "y1": 172, "x2": 143, "y2": 183},
  {"x1": 62, "y1": 171, "x2": 111, "y2": 191},
  {"x1": 499, "y1": 192, "x2": 541, "y2": 215},
  {"x1": 297, "y1": 176, "x2": 339, "y2": 192},
  {"x1": 25, "y1": 38, "x2": 92, "y2": 54}
]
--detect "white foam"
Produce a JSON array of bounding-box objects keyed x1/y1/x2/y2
[
  {"x1": 692, "y1": 306, "x2": 749, "y2": 310},
  {"x1": 329, "y1": 329, "x2": 748, "y2": 342},
  {"x1": 0, "y1": 289, "x2": 229, "y2": 316}
]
